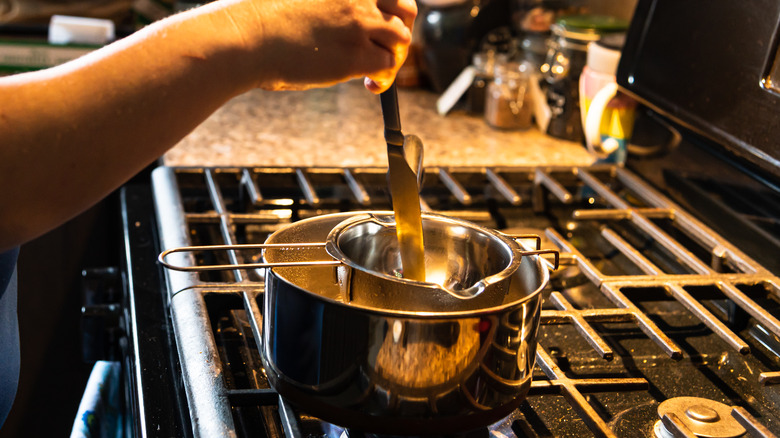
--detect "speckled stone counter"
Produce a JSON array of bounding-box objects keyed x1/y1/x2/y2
[{"x1": 163, "y1": 80, "x2": 595, "y2": 168}]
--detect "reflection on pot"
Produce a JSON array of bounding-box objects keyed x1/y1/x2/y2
[{"x1": 372, "y1": 319, "x2": 479, "y2": 388}]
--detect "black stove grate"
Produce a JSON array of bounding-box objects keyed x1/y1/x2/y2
[{"x1": 149, "y1": 165, "x2": 780, "y2": 437}]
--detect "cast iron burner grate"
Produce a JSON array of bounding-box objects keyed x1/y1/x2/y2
[{"x1": 152, "y1": 165, "x2": 780, "y2": 437}]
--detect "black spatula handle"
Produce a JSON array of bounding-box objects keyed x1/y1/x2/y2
[{"x1": 380, "y1": 82, "x2": 405, "y2": 147}]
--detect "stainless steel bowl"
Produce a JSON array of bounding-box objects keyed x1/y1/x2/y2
[
  {"x1": 324, "y1": 212, "x2": 524, "y2": 312},
  {"x1": 261, "y1": 211, "x2": 549, "y2": 435}
]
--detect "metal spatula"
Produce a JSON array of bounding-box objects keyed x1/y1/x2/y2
[{"x1": 380, "y1": 82, "x2": 426, "y2": 282}]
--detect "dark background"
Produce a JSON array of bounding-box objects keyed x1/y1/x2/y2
[
  {"x1": 0, "y1": 196, "x2": 119, "y2": 438},
  {"x1": 618, "y1": 0, "x2": 780, "y2": 178}
]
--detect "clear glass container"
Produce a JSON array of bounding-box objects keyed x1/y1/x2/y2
[
  {"x1": 466, "y1": 51, "x2": 499, "y2": 115},
  {"x1": 484, "y1": 61, "x2": 533, "y2": 130},
  {"x1": 541, "y1": 15, "x2": 628, "y2": 141}
]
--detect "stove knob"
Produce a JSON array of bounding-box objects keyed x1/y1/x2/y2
[{"x1": 80, "y1": 267, "x2": 124, "y2": 362}]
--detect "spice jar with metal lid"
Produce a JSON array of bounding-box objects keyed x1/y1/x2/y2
[
  {"x1": 467, "y1": 28, "x2": 516, "y2": 115},
  {"x1": 485, "y1": 60, "x2": 533, "y2": 130},
  {"x1": 542, "y1": 15, "x2": 628, "y2": 141}
]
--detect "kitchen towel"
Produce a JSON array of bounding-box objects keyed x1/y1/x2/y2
[{"x1": 70, "y1": 360, "x2": 122, "y2": 438}]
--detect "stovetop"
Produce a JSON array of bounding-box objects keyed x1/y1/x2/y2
[{"x1": 129, "y1": 164, "x2": 780, "y2": 437}]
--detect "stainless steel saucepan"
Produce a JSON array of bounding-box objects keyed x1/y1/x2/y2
[
  {"x1": 261, "y1": 211, "x2": 554, "y2": 435},
  {"x1": 158, "y1": 211, "x2": 557, "y2": 435}
]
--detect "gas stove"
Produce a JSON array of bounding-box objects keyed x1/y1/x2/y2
[
  {"x1": 116, "y1": 161, "x2": 779, "y2": 437},
  {"x1": 114, "y1": 0, "x2": 780, "y2": 436}
]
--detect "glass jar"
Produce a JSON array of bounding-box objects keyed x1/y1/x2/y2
[
  {"x1": 466, "y1": 51, "x2": 502, "y2": 115},
  {"x1": 485, "y1": 61, "x2": 533, "y2": 130},
  {"x1": 542, "y1": 15, "x2": 628, "y2": 141}
]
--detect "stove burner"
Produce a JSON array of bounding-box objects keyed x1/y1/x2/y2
[{"x1": 653, "y1": 397, "x2": 746, "y2": 438}]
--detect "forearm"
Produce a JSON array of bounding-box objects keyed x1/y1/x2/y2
[
  {"x1": 0, "y1": 3, "x2": 259, "y2": 250},
  {"x1": 0, "y1": 0, "x2": 415, "y2": 251}
]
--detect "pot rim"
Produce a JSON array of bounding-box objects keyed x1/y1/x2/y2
[
  {"x1": 324, "y1": 211, "x2": 523, "y2": 296},
  {"x1": 264, "y1": 211, "x2": 549, "y2": 318}
]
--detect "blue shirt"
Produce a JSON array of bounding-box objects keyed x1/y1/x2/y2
[{"x1": 0, "y1": 247, "x2": 20, "y2": 428}]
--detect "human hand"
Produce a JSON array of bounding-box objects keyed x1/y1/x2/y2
[
  {"x1": 362, "y1": 0, "x2": 417, "y2": 93},
  {"x1": 228, "y1": 0, "x2": 416, "y2": 94}
]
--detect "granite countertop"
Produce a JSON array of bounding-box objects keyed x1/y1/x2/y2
[{"x1": 163, "y1": 80, "x2": 595, "y2": 168}]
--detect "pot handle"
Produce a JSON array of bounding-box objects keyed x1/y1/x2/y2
[
  {"x1": 504, "y1": 233, "x2": 542, "y2": 250},
  {"x1": 502, "y1": 233, "x2": 559, "y2": 271},
  {"x1": 516, "y1": 249, "x2": 559, "y2": 271},
  {"x1": 158, "y1": 243, "x2": 341, "y2": 272}
]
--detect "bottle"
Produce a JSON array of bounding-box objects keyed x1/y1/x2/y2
[
  {"x1": 542, "y1": 15, "x2": 628, "y2": 141},
  {"x1": 579, "y1": 34, "x2": 637, "y2": 164}
]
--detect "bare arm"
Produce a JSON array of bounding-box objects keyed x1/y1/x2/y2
[{"x1": 0, "y1": 0, "x2": 416, "y2": 251}]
